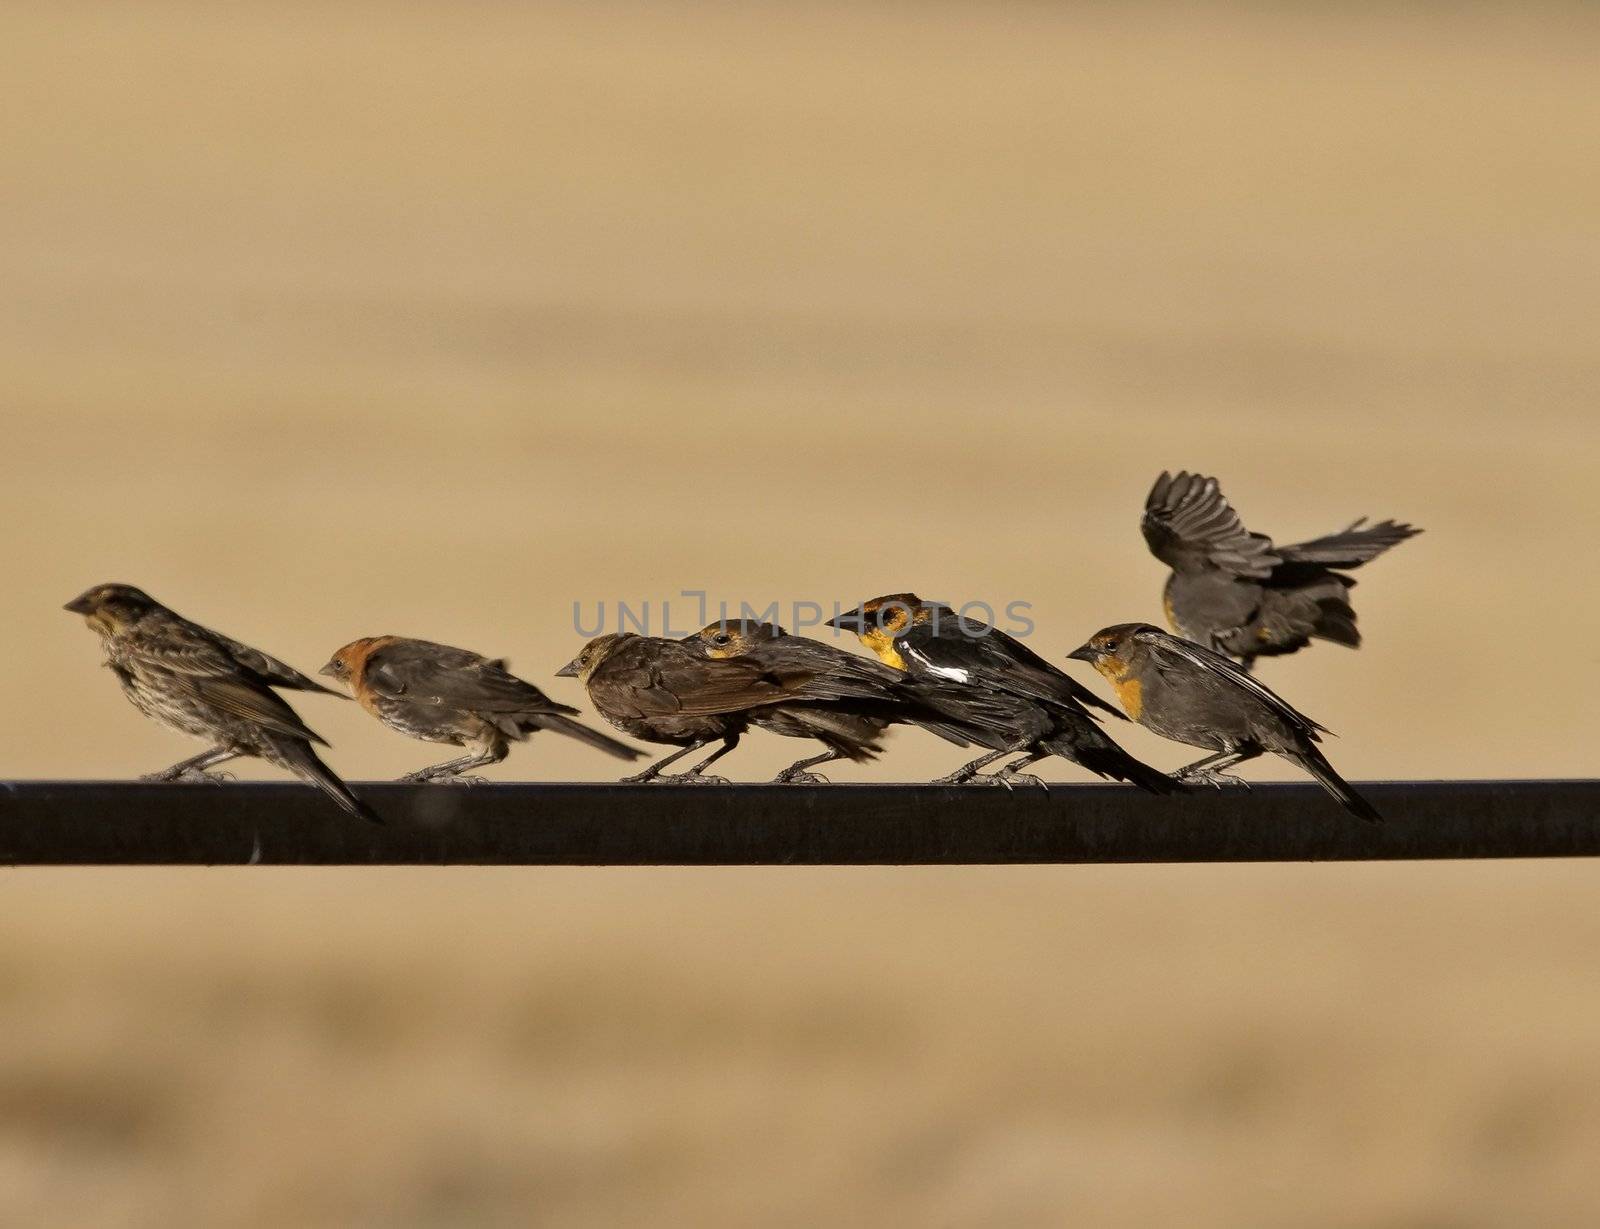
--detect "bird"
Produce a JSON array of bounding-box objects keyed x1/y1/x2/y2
[
  {"x1": 830, "y1": 594, "x2": 1180, "y2": 793},
  {"x1": 554, "y1": 632, "x2": 776, "y2": 783},
  {"x1": 1141, "y1": 470, "x2": 1421, "y2": 668},
  {"x1": 679, "y1": 619, "x2": 979, "y2": 783},
  {"x1": 1069, "y1": 622, "x2": 1380, "y2": 822},
  {"x1": 64, "y1": 583, "x2": 377, "y2": 822},
  {"x1": 320, "y1": 636, "x2": 641, "y2": 782}
]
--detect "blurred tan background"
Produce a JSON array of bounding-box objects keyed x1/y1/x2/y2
[{"x1": 2, "y1": 1, "x2": 1598, "y2": 1225}]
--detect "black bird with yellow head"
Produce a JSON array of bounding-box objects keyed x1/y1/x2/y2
[{"x1": 831, "y1": 595, "x2": 1178, "y2": 793}]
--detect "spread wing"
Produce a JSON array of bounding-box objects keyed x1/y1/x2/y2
[
  {"x1": 364, "y1": 639, "x2": 578, "y2": 716},
  {"x1": 1132, "y1": 626, "x2": 1328, "y2": 737},
  {"x1": 1142, "y1": 470, "x2": 1280, "y2": 579}
]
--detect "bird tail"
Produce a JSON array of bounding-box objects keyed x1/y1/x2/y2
[
  {"x1": 1287, "y1": 745, "x2": 1381, "y2": 824},
  {"x1": 276, "y1": 739, "x2": 382, "y2": 824},
  {"x1": 523, "y1": 713, "x2": 643, "y2": 761},
  {"x1": 1278, "y1": 519, "x2": 1421, "y2": 569},
  {"x1": 1045, "y1": 733, "x2": 1185, "y2": 796}
]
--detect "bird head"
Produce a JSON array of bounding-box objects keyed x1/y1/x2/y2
[
  {"x1": 320, "y1": 638, "x2": 387, "y2": 687},
  {"x1": 829, "y1": 593, "x2": 930, "y2": 669},
  {"x1": 63, "y1": 583, "x2": 159, "y2": 636},
  {"x1": 1068, "y1": 623, "x2": 1156, "y2": 681},
  {"x1": 556, "y1": 633, "x2": 634, "y2": 682},
  {"x1": 683, "y1": 620, "x2": 787, "y2": 659}
]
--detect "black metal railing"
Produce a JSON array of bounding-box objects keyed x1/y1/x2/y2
[{"x1": 1, "y1": 780, "x2": 1595, "y2": 866}]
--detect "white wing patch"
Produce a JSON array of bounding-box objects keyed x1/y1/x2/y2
[{"x1": 904, "y1": 644, "x2": 971, "y2": 683}]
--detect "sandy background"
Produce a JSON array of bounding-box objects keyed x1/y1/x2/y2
[{"x1": 1, "y1": 1, "x2": 1598, "y2": 1225}]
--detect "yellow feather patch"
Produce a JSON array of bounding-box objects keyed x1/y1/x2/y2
[
  {"x1": 1112, "y1": 676, "x2": 1143, "y2": 722},
  {"x1": 1090, "y1": 652, "x2": 1142, "y2": 721},
  {"x1": 858, "y1": 626, "x2": 906, "y2": 671}
]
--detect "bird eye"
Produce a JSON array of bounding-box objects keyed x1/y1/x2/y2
[{"x1": 711, "y1": 631, "x2": 730, "y2": 646}]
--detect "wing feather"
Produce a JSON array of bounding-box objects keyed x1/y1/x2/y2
[{"x1": 1141, "y1": 471, "x2": 1280, "y2": 578}]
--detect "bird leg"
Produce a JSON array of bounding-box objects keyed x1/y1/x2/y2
[
  {"x1": 673, "y1": 734, "x2": 740, "y2": 785},
  {"x1": 400, "y1": 744, "x2": 507, "y2": 785},
  {"x1": 1175, "y1": 750, "x2": 1256, "y2": 790},
  {"x1": 773, "y1": 749, "x2": 847, "y2": 785},
  {"x1": 933, "y1": 749, "x2": 1014, "y2": 785},
  {"x1": 142, "y1": 746, "x2": 241, "y2": 783},
  {"x1": 623, "y1": 742, "x2": 707, "y2": 784},
  {"x1": 993, "y1": 751, "x2": 1050, "y2": 792}
]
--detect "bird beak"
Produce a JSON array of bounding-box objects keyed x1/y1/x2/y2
[
  {"x1": 317, "y1": 662, "x2": 340, "y2": 679},
  {"x1": 1066, "y1": 643, "x2": 1097, "y2": 663},
  {"x1": 829, "y1": 608, "x2": 866, "y2": 633},
  {"x1": 63, "y1": 595, "x2": 92, "y2": 615},
  {"x1": 554, "y1": 657, "x2": 581, "y2": 679}
]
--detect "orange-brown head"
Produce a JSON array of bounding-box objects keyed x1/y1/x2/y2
[
  {"x1": 319, "y1": 637, "x2": 397, "y2": 701},
  {"x1": 1067, "y1": 623, "x2": 1157, "y2": 721}
]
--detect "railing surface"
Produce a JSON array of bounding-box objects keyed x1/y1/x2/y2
[{"x1": 0, "y1": 780, "x2": 1595, "y2": 866}]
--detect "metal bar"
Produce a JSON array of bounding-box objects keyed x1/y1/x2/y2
[{"x1": 0, "y1": 780, "x2": 1596, "y2": 866}]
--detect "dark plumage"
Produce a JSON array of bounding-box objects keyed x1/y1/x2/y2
[
  {"x1": 679, "y1": 620, "x2": 977, "y2": 782},
  {"x1": 64, "y1": 583, "x2": 376, "y2": 822},
  {"x1": 830, "y1": 594, "x2": 1180, "y2": 792},
  {"x1": 321, "y1": 636, "x2": 640, "y2": 782},
  {"x1": 557, "y1": 630, "x2": 947, "y2": 783},
  {"x1": 1142, "y1": 470, "x2": 1421, "y2": 667},
  {"x1": 1070, "y1": 622, "x2": 1379, "y2": 822}
]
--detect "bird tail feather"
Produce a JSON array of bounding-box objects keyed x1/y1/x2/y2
[
  {"x1": 1045, "y1": 735, "x2": 1185, "y2": 796},
  {"x1": 276, "y1": 739, "x2": 382, "y2": 824},
  {"x1": 1288, "y1": 745, "x2": 1381, "y2": 823},
  {"x1": 523, "y1": 713, "x2": 643, "y2": 761},
  {"x1": 1279, "y1": 519, "x2": 1421, "y2": 568}
]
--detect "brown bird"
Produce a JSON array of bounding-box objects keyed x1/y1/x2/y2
[
  {"x1": 64, "y1": 583, "x2": 376, "y2": 822},
  {"x1": 679, "y1": 620, "x2": 979, "y2": 783},
  {"x1": 557, "y1": 630, "x2": 938, "y2": 783},
  {"x1": 1070, "y1": 622, "x2": 1380, "y2": 822},
  {"x1": 1142, "y1": 470, "x2": 1421, "y2": 668},
  {"x1": 831, "y1": 594, "x2": 1180, "y2": 792},
  {"x1": 320, "y1": 636, "x2": 641, "y2": 782}
]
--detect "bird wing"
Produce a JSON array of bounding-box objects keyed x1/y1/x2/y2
[
  {"x1": 744, "y1": 637, "x2": 907, "y2": 702},
  {"x1": 182, "y1": 676, "x2": 330, "y2": 745},
  {"x1": 598, "y1": 639, "x2": 795, "y2": 719},
  {"x1": 127, "y1": 620, "x2": 330, "y2": 742},
  {"x1": 1141, "y1": 471, "x2": 1280, "y2": 578},
  {"x1": 363, "y1": 639, "x2": 579, "y2": 716},
  {"x1": 206, "y1": 629, "x2": 345, "y2": 696},
  {"x1": 1276, "y1": 518, "x2": 1422, "y2": 568},
  {"x1": 899, "y1": 621, "x2": 1120, "y2": 720},
  {"x1": 1133, "y1": 627, "x2": 1329, "y2": 736}
]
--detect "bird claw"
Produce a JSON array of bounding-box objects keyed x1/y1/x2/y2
[
  {"x1": 774, "y1": 770, "x2": 829, "y2": 785},
  {"x1": 671, "y1": 773, "x2": 731, "y2": 786},
  {"x1": 1181, "y1": 769, "x2": 1250, "y2": 791},
  {"x1": 996, "y1": 772, "x2": 1049, "y2": 793},
  {"x1": 143, "y1": 767, "x2": 228, "y2": 785},
  {"x1": 400, "y1": 771, "x2": 489, "y2": 786}
]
